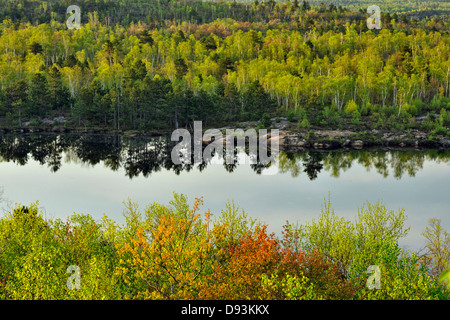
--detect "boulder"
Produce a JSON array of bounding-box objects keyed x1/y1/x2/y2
[
  {"x1": 54, "y1": 116, "x2": 66, "y2": 124},
  {"x1": 440, "y1": 139, "x2": 450, "y2": 148},
  {"x1": 352, "y1": 140, "x2": 364, "y2": 149},
  {"x1": 41, "y1": 118, "x2": 53, "y2": 125}
]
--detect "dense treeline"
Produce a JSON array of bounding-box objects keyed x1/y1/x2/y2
[
  {"x1": 282, "y1": 0, "x2": 450, "y2": 14},
  {"x1": 0, "y1": 0, "x2": 448, "y2": 26},
  {"x1": 0, "y1": 1, "x2": 449, "y2": 135},
  {"x1": 0, "y1": 194, "x2": 449, "y2": 299}
]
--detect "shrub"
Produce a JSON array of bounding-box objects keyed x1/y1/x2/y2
[
  {"x1": 439, "y1": 108, "x2": 450, "y2": 126},
  {"x1": 421, "y1": 113, "x2": 436, "y2": 131},
  {"x1": 1, "y1": 194, "x2": 448, "y2": 300},
  {"x1": 259, "y1": 113, "x2": 272, "y2": 128},
  {"x1": 29, "y1": 118, "x2": 40, "y2": 127},
  {"x1": 345, "y1": 100, "x2": 358, "y2": 114},
  {"x1": 306, "y1": 130, "x2": 316, "y2": 141},
  {"x1": 299, "y1": 117, "x2": 310, "y2": 129},
  {"x1": 287, "y1": 111, "x2": 296, "y2": 122},
  {"x1": 351, "y1": 110, "x2": 362, "y2": 124},
  {"x1": 283, "y1": 196, "x2": 447, "y2": 299}
]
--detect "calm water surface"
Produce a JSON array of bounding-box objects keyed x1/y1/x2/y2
[{"x1": 0, "y1": 134, "x2": 449, "y2": 251}]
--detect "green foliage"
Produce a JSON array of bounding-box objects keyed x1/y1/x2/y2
[
  {"x1": 439, "y1": 108, "x2": 450, "y2": 126},
  {"x1": 29, "y1": 118, "x2": 40, "y2": 127},
  {"x1": 320, "y1": 107, "x2": 341, "y2": 126},
  {"x1": 363, "y1": 250, "x2": 444, "y2": 300},
  {"x1": 306, "y1": 129, "x2": 316, "y2": 141},
  {"x1": 287, "y1": 111, "x2": 297, "y2": 122},
  {"x1": 351, "y1": 110, "x2": 362, "y2": 124},
  {"x1": 345, "y1": 100, "x2": 358, "y2": 114},
  {"x1": 261, "y1": 272, "x2": 319, "y2": 300},
  {"x1": 259, "y1": 113, "x2": 272, "y2": 128},
  {"x1": 28, "y1": 73, "x2": 51, "y2": 116},
  {"x1": 212, "y1": 200, "x2": 259, "y2": 249},
  {"x1": 432, "y1": 125, "x2": 447, "y2": 136},
  {"x1": 439, "y1": 269, "x2": 450, "y2": 289},
  {"x1": 420, "y1": 218, "x2": 450, "y2": 277},
  {"x1": 0, "y1": 1, "x2": 448, "y2": 132},
  {"x1": 286, "y1": 195, "x2": 443, "y2": 299},
  {"x1": 299, "y1": 117, "x2": 311, "y2": 129},
  {"x1": 0, "y1": 203, "x2": 120, "y2": 299},
  {"x1": 0, "y1": 194, "x2": 449, "y2": 299}
]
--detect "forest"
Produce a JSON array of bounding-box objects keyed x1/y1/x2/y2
[
  {"x1": 0, "y1": 0, "x2": 450, "y2": 302},
  {"x1": 0, "y1": 0, "x2": 448, "y2": 137},
  {"x1": 0, "y1": 194, "x2": 449, "y2": 299}
]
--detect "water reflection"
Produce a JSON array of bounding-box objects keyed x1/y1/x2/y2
[{"x1": 0, "y1": 134, "x2": 449, "y2": 180}]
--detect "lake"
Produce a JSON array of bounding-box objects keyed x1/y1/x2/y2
[{"x1": 0, "y1": 133, "x2": 449, "y2": 252}]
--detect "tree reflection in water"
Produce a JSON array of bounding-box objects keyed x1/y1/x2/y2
[{"x1": 0, "y1": 134, "x2": 449, "y2": 180}]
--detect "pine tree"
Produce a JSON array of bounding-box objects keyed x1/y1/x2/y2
[
  {"x1": 48, "y1": 65, "x2": 71, "y2": 111},
  {"x1": 4, "y1": 80, "x2": 28, "y2": 127},
  {"x1": 29, "y1": 42, "x2": 44, "y2": 55},
  {"x1": 29, "y1": 73, "x2": 51, "y2": 116},
  {"x1": 139, "y1": 29, "x2": 154, "y2": 45},
  {"x1": 174, "y1": 58, "x2": 188, "y2": 79},
  {"x1": 63, "y1": 54, "x2": 78, "y2": 68}
]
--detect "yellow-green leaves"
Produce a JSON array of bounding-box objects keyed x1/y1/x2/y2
[
  {"x1": 261, "y1": 272, "x2": 320, "y2": 300},
  {"x1": 439, "y1": 269, "x2": 450, "y2": 289},
  {"x1": 0, "y1": 196, "x2": 449, "y2": 300},
  {"x1": 421, "y1": 218, "x2": 450, "y2": 277}
]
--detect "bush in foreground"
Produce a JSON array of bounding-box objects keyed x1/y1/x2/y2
[{"x1": 0, "y1": 194, "x2": 448, "y2": 300}]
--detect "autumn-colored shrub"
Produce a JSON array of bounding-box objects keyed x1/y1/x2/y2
[
  {"x1": 197, "y1": 223, "x2": 357, "y2": 300},
  {"x1": 115, "y1": 195, "x2": 220, "y2": 299},
  {"x1": 197, "y1": 225, "x2": 278, "y2": 299},
  {"x1": 0, "y1": 194, "x2": 449, "y2": 300}
]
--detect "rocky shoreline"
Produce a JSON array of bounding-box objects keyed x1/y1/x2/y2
[
  {"x1": 201, "y1": 127, "x2": 450, "y2": 151},
  {"x1": 0, "y1": 117, "x2": 449, "y2": 151},
  {"x1": 274, "y1": 128, "x2": 450, "y2": 151},
  {"x1": 214, "y1": 118, "x2": 450, "y2": 151}
]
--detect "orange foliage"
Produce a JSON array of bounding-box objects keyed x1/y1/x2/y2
[
  {"x1": 115, "y1": 198, "x2": 215, "y2": 299},
  {"x1": 197, "y1": 223, "x2": 357, "y2": 300},
  {"x1": 198, "y1": 225, "x2": 279, "y2": 299},
  {"x1": 115, "y1": 198, "x2": 357, "y2": 300}
]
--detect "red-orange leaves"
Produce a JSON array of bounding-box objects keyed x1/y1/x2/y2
[
  {"x1": 115, "y1": 195, "x2": 358, "y2": 300},
  {"x1": 198, "y1": 223, "x2": 357, "y2": 300},
  {"x1": 198, "y1": 225, "x2": 281, "y2": 299}
]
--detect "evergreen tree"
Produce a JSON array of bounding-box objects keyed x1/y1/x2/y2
[
  {"x1": 139, "y1": 29, "x2": 154, "y2": 45},
  {"x1": 29, "y1": 42, "x2": 43, "y2": 55},
  {"x1": 4, "y1": 80, "x2": 28, "y2": 127},
  {"x1": 29, "y1": 73, "x2": 51, "y2": 116},
  {"x1": 63, "y1": 54, "x2": 79, "y2": 68},
  {"x1": 48, "y1": 65, "x2": 71, "y2": 111},
  {"x1": 174, "y1": 58, "x2": 188, "y2": 79}
]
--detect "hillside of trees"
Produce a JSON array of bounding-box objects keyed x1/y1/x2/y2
[
  {"x1": 1, "y1": 0, "x2": 449, "y2": 25},
  {"x1": 0, "y1": 0, "x2": 448, "y2": 138},
  {"x1": 1, "y1": 1, "x2": 450, "y2": 302}
]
